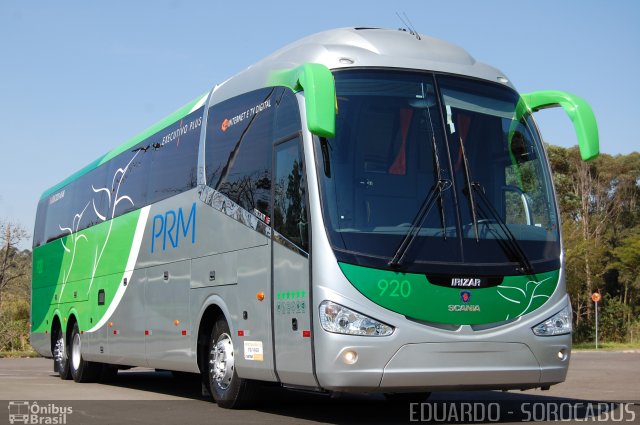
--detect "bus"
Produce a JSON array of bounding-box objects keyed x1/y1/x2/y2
[{"x1": 30, "y1": 27, "x2": 599, "y2": 408}]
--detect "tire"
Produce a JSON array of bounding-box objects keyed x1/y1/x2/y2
[
  {"x1": 69, "y1": 322, "x2": 101, "y2": 383},
  {"x1": 207, "y1": 318, "x2": 257, "y2": 409},
  {"x1": 53, "y1": 326, "x2": 71, "y2": 380}
]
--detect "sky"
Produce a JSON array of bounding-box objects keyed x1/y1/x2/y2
[{"x1": 1, "y1": 0, "x2": 638, "y2": 249}]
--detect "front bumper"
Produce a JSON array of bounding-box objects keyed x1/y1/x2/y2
[{"x1": 315, "y1": 334, "x2": 571, "y2": 393}]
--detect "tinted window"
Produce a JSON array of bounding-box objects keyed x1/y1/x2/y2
[
  {"x1": 273, "y1": 89, "x2": 301, "y2": 141},
  {"x1": 43, "y1": 185, "x2": 71, "y2": 243},
  {"x1": 273, "y1": 138, "x2": 308, "y2": 252},
  {"x1": 147, "y1": 108, "x2": 202, "y2": 204},
  {"x1": 81, "y1": 165, "x2": 110, "y2": 229},
  {"x1": 104, "y1": 147, "x2": 147, "y2": 218},
  {"x1": 206, "y1": 88, "x2": 276, "y2": 220},
  {"x1": 33, "y1": 199, "x2": 47, "y2": 248},
  {"x1": 39, "y1": 107, "x2": 204, "y2": 244}
]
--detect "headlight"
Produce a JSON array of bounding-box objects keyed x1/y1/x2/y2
[
  {"x1": 532, "y1": 305, "x2": 572, "y2": 336},
  {"x1": 319, "y1": 301, "x2": 394, "y2": 336}
]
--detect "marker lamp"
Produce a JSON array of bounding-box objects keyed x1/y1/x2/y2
[
  {"x1": 319, "y1": 301, "x2": 394, "y2": 336},
  {"x1": 532, "y1": 305, "x2": 572, "y2": 336}
]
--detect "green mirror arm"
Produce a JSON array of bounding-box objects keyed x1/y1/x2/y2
[
  {"x1": 269, "y1": 63, "x2": 336, "y2": 138},
  {"x1": 521, "y1": 90, "x2": 600, "y2": 161}
]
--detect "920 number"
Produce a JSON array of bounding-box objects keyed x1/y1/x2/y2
[{"x1": 377, "y1": 279, "x2": 411, "y2": 298}]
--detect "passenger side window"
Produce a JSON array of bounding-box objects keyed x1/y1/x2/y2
[
  {"x1": 147, "y1": 108, "x2": 202, "y2": 205},
  {"x1": 206, "y1": 88, "x2": 277, "y2": 222},
  {"x1": 109, "y1": 146, "x2": 151, "y2": 218}
]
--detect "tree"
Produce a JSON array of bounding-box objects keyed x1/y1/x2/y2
[
  {"x1": 0, "y1": 221, "x2": 29, "y2": 308},
  {"x1": 612, "y1": 232, "x2": 640, "y2": 327}
]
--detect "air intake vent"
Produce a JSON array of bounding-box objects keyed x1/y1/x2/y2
[
  {"x1": 470, "y1": 317, "x2": 519, "y2": 331},
  {"x1": 407, "y1": 317, "x2": 462, "y2": 332}
]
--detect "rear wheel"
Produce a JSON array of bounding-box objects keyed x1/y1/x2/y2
[
  {"x1": 53, "y1": 327, "x2": 71, "y2": 380},
  {"x1": 207, "y1": 318, "x2": 257, "y2": 409},
  {"x1": 69, "y1": 322, "x2": 101, "y2": 383}
]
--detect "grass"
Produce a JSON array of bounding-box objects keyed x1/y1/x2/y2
[
  {"x1": 572, "y1": 341, "x2": 640, "y2": 351},
  {"x1": 0, "y1": 350, "x2": 40, "y2": 358}
]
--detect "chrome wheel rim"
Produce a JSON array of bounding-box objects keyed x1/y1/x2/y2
[
  {"x1": 54, "y1": 334, "x2": 65, "y2": 364},
  {"x1": 71, "y1": 332, "x2": 81, "y2": 371},
  {"x1": 209, "y1": 332, "x2": 234, "y2": 390}
]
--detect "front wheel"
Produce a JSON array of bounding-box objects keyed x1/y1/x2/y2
[
  {"x1": 207, "y1": 318, "x2": 257, "y2": 409},
  {"x1": 69, "y1": 322, "x2": 101, "y2": 383}
]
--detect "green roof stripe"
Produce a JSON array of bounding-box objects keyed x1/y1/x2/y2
[{"x1": 40, "y1": 93, "x2": 208, "y2": 201}]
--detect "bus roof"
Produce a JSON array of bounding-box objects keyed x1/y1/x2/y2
[{"x1": 211, "y1": 27, "x2": 514, "y2": 105}]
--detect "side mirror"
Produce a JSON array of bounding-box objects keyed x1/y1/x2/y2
[
  {"x1": 270, "y1": 63, "x2": 336, "y2": 138},
  {"x1": 521, "y1": 90, "x2": 599, "y2": 161}
]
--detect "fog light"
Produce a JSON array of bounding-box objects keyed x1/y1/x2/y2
[
  {"x1": 342, "y1": 350, "x2": 358, "y2": 365},
  {"x1": 557, "y1": 349, "x2": 568, "y2": 361}
]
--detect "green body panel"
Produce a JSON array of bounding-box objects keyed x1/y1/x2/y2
[
  {"x1": 40, "y1": 94, "x2": 207, "y2": 201},
  {"x1": 339, "y1": 263, "x2": 560, "y2": 325},
  {"x1": 31, "y1": 209, "x2": 141, "y2": 332}
]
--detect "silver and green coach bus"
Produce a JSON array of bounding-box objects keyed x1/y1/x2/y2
[{"x1": 31, "y1": 28, "x2": 599, "y2": 408}]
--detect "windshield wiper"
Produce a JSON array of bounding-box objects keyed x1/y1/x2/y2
[
  {"x1": 431, "y1": 131, "x2": 448, "y2": 240},
  {"x1": 471, "y1": 182, "x2": 535, "y2": 275},
  {"x1": 388, "y1": 107, "x2": 449, "y2": 269},
  {"x1": 457, "y1": 136, "x2": 533, "y2": 275},
  {"x1": 388, "y1": 179, "x2": 449, "y2": 269},
  {"x1": 458, "y1": 136, "x2": 479, "y2": 242}
]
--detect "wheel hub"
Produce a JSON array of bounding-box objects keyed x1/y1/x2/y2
[
  {"x1": 209, "y1": 333, "x2": 234, "y2": 390},
  {"x1": 54, "y1": 335, "x2": 65, "y2": 363}
]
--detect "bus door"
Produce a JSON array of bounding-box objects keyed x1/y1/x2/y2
[{"x1": 271, "y1": 137, "x2": 316, "y2": 387}]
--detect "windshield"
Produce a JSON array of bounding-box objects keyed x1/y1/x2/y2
[{"x1": 314, "y1": 70, "x2": 560, "y2": 275}]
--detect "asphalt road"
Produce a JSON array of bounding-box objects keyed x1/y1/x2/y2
[{"x1": 1, "y1": 351, "x2": 638, "y2": 424}]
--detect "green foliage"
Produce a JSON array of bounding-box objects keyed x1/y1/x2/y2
[
  {"x1": 0, "y1": 220, "x2": 33, "y2": 354},
  {"x1": 598, "y1": 296, "x2": 631, "y2": 343},
  {"x1": 0, "y1": 297, "x2": 31, "y2": 352},
  {"x1": 546, "y1": 145, "x2": 640, "y2": 344}
]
